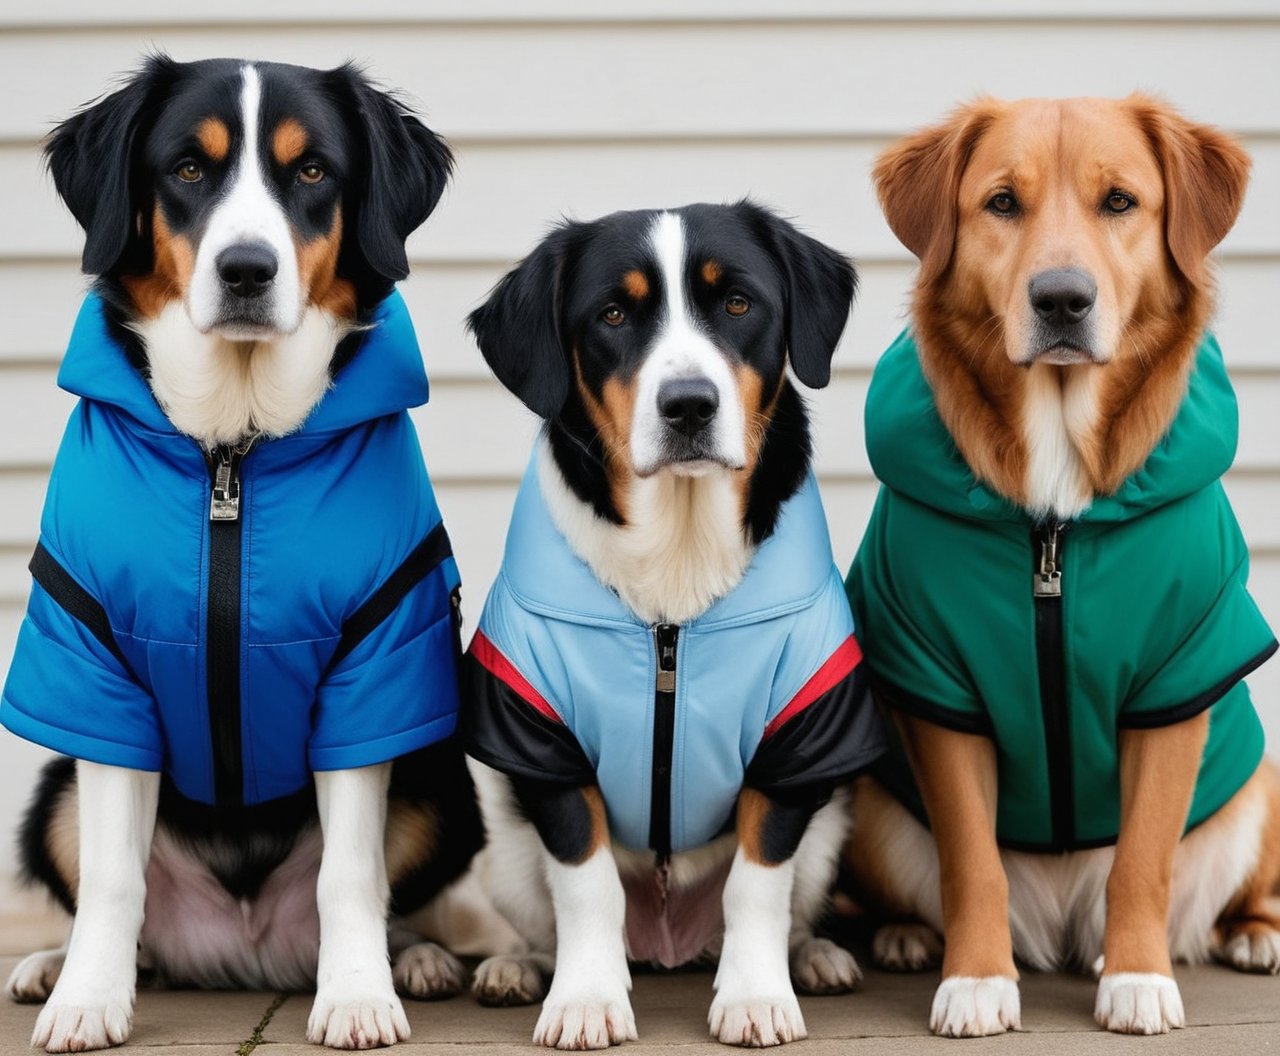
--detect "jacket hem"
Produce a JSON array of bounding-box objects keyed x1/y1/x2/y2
[
  {"x1": 871, "y1": 675, "x2": 995, "y2": 736},
  {"x1": 308, "y1": 712, "x2": 457, "y2": 771},
  {"x1": 0, "y1": 697, "x2": 163, "y2": 772},
  {"x1": 1118, "y1": 639, "x2": 1278, "y2": 729}
]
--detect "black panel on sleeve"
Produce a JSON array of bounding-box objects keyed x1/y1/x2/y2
[
  {"x1": 462, "y1": 654, "x2": 597, "y2": 785},
  {"x1": 746, "y1": 664, "x2": 886, "y2": 793}
]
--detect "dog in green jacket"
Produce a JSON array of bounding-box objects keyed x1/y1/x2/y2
[{"x1": 843, "y1": 95, "x2": 1279, "y2": 1038}]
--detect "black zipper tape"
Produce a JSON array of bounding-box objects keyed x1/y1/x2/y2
[
  {"x1": 1032, "y1": 522, "x2": 1073, "y2": 849},
  {"x1": 648, "y1": 623, "x2": 679, "y2": 859}
]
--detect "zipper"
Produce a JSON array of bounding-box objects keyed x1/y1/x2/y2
[
  {"x1": 648, "y1": 623, "x2": 680, "y2": 860},
  {"x1": 206, "y1": 437, "x2": 256, "y2": 806},
  {"x1": 1032, "y1": 520, "x2": 1072, "y2": 848}
]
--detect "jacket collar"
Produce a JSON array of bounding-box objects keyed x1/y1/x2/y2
[
  {"x1": 500, "y1": 446, "x2": 838, "y2": 629},
  {"x1": 865, "y1": 329, "x2": 1239, "y2": 525},
  {"x1": 57, "y1": 290, "x2": 429, "y2": 437}
]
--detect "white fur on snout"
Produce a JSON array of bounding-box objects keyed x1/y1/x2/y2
[
  {"x1": 186, "y1": 64, "x2": 303, "y2": 338},
  {"x1": 630, "y1": 212, "x2": 746, "y2": 478}
]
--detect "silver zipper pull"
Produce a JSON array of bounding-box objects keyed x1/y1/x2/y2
[
  {"x1": 654, "y1": 624, "x2": 678, "y2": 693},
  {"x1": 209, "y1": 438, "x2": 255, "y2": 522},
  {"x1": 1034, "y1": 524, "x2": 1062, "y2": 597}
]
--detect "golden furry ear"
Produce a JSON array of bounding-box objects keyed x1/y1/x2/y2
[
  {"x1": 872, "y1": 99, "x2": 1001, "y2": 286},
  {"x1": 1129, "y1": 94, "x2": 1251, "y2": 289}
]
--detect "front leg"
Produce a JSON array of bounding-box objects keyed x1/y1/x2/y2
[
  {"x1": 709, "y1": 786, "x2": 827, "y2": 1047},
  {"x1": 1096, "y1": 712, "x2": 1208, "y2": 1035},
  {"x1": 512, "y1": 778, "x2": 636, "y2": 1050},
  {"x1": 307, "y1": 763, "x2": 411, "y2": 1050},
  {"x1": 898, "y1": 716, "x2": 1020, "y2": 1038},
  {"x1": 32, "y1": 761, "x2": 158, "y2": 1053}
]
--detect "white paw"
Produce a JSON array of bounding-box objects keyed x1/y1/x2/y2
[
  {"x1": 709, "y1": 991, "x2": 807, "y2": 1047},
  {"x1": 533, "y1": 988, "x2": 638, "y2": 1050},
  {"x1": 306, "y1": 991, "x2": 411, "y2": 1049},
  {"x1": 31, "y1": 996, "x2": 133, "y2": 1053},
  {"x1": 790, "y1": 937, "x2": 861, "y2": 995},
  {"x1": 1095, "y1": 973, "x2": 1185, "y2": 1035},
  {"x1": 930, "y1": 976, "x2": 1021, "y2": 1038},
  {"x1": 872, "y1": 924, "x2": 943, "y2": 972},
  {"x1": 473, "y1": 954, "x2": 547, "y2": 1007},
  {"x1": 1220, "y1": 929, "x2": 1280, "y2": 975},
  {"x1": 7, "y1": 950, "x2": 65, "y2": 1004},
  {"x1": 393, "y1": 942, "x2": 467, "y2": 999}
]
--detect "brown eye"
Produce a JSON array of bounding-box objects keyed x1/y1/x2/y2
[
  {"x1": 725, "y1": 295, "x2": 750, "y2": 317},
  {"x1": 175, "y1": 160, "x2": 203, "y2": 183},
  {"x1": 1104, "y1": 191, "x2": 1135, "y2": 214},
  {"x1": 298, "y1": 163, "x2": 325, "y2": 185},
  {"x1": 987, "y1": 191, "x2": 1018, "y2": 216},
  {"x1": 601, "y1": 304, "x2": 625, "y2": 327}
]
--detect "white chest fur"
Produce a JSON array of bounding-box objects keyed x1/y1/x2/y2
[{"x1": 1020, "y1": 365, "x2": 1099, "y2": 522}]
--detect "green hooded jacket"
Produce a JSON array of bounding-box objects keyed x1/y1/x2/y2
[{"x1": 846, "y1": 330, "x2": 1276, "y2": 851}]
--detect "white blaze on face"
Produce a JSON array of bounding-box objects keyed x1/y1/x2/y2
[
  {"x1": 629, "y1": 211, "x2": 746, "y2": 477},
  {"x1": 186, "y1": 64, "x2": 304, "y2": 338}
]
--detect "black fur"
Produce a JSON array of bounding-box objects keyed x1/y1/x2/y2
[
  {"x1": 509, "y1": 777, "x2": 599, "y2": 865},
  {"x1": 17, "y1": 756, "x2": 78, "y2": 915},
  {"x1": 468, "y1": 201, "x2": 857, "y2": 542}
]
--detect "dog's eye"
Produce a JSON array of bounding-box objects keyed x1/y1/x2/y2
[
  {"x1": 986, "y1": 192, "x2": 1019, "y2": 216},
  {"x1": 725, "y1": 295, "x2": 751, "y2": 317},
  {"x1": 174, "y1": 160, "x2": 203, "y2": 183},
  {"x1": 601, "y1": 305, "x2": 625, "y2": 327},
  {"x1": 1104, "y1": 191, "x2": 1136, "y2": 214},
  {"x1": 298, "y1": 163, "x2": 325, "y2": 185}
]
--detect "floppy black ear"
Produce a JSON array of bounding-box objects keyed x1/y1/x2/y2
[
  {"x1": 45, "y1": 55, "x2": 176, "y2": 276},
  {"x1": 335, "y1": 66, "x2": 453, "y2": 283},
  {"x1": 467, "y1": 225, "x2": 579, "y2": 420},
  {"x1": 743, "y1": 202, "x2": 858, "y2": 389}
]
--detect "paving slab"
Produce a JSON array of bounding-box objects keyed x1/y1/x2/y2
[{"x1": 1, "y1": 955, "x2": 1278, "y2": 1053}]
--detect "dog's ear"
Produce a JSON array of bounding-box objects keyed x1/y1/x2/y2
[
  {"x1": 1129, "y1": 94, "x2": 1251, "y2": 289},
  {"x1": 467, "y1": 225, "x2": 579, "y2": 419},
  {"x1": 334, "y1": 66, "x2": 454, "y2": 283},
  {"x1": 46, "y1": 55, "x2": 176, "y2": 276},
  {"x1": 872, "y1": 99, "x2": 1001, "y2": 287},
  {"x1": 741, "y1": 202, "x2": 857, "y2": 390}
]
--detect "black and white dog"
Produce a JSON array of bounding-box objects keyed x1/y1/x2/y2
[
  {"x1": 5, "y1": 56, "x2": 484, "y2": 1052},
  {"x1": 463, "y1": 203, "x2": 884, "y2": 1048}
]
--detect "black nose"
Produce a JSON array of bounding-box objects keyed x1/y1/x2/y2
[
  {"x1": 658, "y1": 377, "x2": 719, "y2": 437},
  {"x1": 1029, "y1": 268, "x2": 1097, "y2": 326},
  {"x1": 217, "y1": 242, "x2": 278, "y2": 298}
]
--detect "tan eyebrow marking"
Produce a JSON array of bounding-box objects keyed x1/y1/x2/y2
[
  {"x1": 701, "y1": 259, "x2": 722, "y2": 285},
  {"x1": 196, "y1": 117, "x2": 230, "y2": 162},
  {"x1": 622, "y1": 269, "x2": 649, "y2": 300},
  {"x1": 272, "y1": 118, "x2": 309, "y2": 167}
]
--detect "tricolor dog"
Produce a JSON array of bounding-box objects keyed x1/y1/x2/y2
[
  {"x1": 463, "y1": 203, "x2": 886, "y2": 1048},
  {"x1": 0, "y1": 56, "x2": 484, "y2": 1051},
  {"x1": 843, "y1": 96, "x2": 1279, "y2": 1037}
]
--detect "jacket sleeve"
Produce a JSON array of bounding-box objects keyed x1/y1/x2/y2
[
  {"x1": 747, "y1": 571, "x2": 887, "y2": 794},
  {"x1": 1120, "y1": 557, "x2": 1276, "y2": 728},
  {"x1": 0, "y1": 542, "x2": 163, "y2": 770},
  {"x1": 462, "y1": 628, "x2": 597, "y2": 785},
  {"x1": 310, "y1": 523, "x2": 462, "y2": 770}
]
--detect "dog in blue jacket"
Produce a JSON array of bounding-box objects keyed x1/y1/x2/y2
[
  {"x1": 1, "y1": 56, "x2": 483, "y2": 1052},
  {"x1": 463, "y1": 204, "x2": 886, "y2": 1048}
]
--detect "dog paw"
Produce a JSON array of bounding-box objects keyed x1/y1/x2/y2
[
  {"x1": 306, "y1": 991, "x2": 411, "y2": 1049},
  {"x1": 709, "y1": 992, "x2": 807, "y2": 1047},
  {"x1": 790, "y1": 937, "x2": 861, "y2": 994},
  {"x1": 872, "y1": 923, "x2": 943, "y2": 972},
  {"x1": 533, "y1": 990, "x2": 638, "y2": 1050},
  {"x1": 1220, "y1": 929, "x2": 1280, "y2": 975},
  {"x1": 7, "y1": 950, "x2": 65, "y2": 1004},
  {"x1": 473, "y1": 954, "x2": 547, "y2": 1007},
  {"x1": 930, "y1": 976, "x2": 1021, "y2": 1038},
  {"x1": 31, "y1": 997, "x2": 133, "y2": 1053},
  {"x1": 393, "y1": 942, "x2": 466, "y2": 1000},
  {"x1": 1094, "y1": 973, "x2": 1184, "y2": 1034}
]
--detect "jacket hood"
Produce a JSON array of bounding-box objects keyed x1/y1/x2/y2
[
  {"x1": 500, "y1": 446, "x2": 840, "y2": 629},
  {"x1": 57, "y1": 290, "x2": 429, "y2": 437},
  {"x1": 865, "y1": 329, "x2": 1239, "y2": 524}
]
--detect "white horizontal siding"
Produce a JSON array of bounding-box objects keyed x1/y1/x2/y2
[{"x1": 1, "y1": 4, "x2": 1278, "y2": 871}]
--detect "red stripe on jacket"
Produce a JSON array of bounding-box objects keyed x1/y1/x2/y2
[
  {"x1": 762, "y1": 634, "x2": 863, "y2": 740},
  {"x1": 469, "y1": 630, "x2": 564, "y2": 724}
]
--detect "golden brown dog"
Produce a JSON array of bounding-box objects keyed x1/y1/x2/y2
[{"x1": 844, "y1": 95, "x2": 1280, "y2": 1037}]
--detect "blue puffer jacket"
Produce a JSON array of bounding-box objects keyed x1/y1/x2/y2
[
  {"x1": 1, "y1": 291, "x2": 461, "y2": 806},
  {"x1": 465, "y1": 450, "x2": 886, "y2": 855}
]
